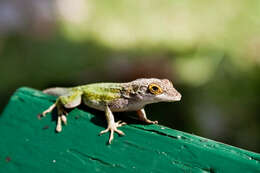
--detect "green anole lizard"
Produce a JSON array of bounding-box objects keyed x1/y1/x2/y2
[{"x1": 40, "y1": 78, "x2": 181, "y2": 144}]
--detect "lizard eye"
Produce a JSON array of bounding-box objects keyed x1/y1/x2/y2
[{"x1": 148, "y1": 83, "x2": 163, "y2": 95}]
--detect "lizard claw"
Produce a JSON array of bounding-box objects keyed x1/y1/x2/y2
[
  {"x1": 99, "y1": 121, "x2": 126, "y2": 144},
  {"x1": 61, "y1": 115, "x2": 67, "y2": 125},
  {"x1": 56, "y1": 116, "x2": 62, "y2": 132},
  {"x1": 41, "y1": 103, "x2": 57, "y2": 117},
  {"x1": 150, "y1": 120, "x2": 158, "y2": 124},
  {"x1": 115, "y1": 120, "x2": 127, "y2": 127},
  {"x1": 144, "y1": 119, "x2": 158, "y2": 124},
  {"x1": 56, "y1": 113, "x2": 68, "y2": 132}
]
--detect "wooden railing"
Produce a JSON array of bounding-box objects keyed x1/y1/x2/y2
[{"x1": 0, "y1": 87, "x2": 259, "y2": 172}]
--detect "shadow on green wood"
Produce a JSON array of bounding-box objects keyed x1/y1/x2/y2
[{"x1": 0, "y1": 87, "x2": 259, "y2": 173}]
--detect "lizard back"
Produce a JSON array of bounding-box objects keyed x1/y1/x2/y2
[{"x1": 80, "y1": 83, "x2": 123, "y2": 111}]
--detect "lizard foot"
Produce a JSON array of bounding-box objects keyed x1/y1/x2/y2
[
  {"x1": 144, "y1": 119, "x2": 158, "y2": 124},
  {"x1": 137, "y1": 109, "x2": 158, "y2": 125},
  {"x1": 41, "y1": 103, "x2": 57, "y2": 117},
  {"x1": 56, "y1": 112, "x2": 68, "y2": 132},
  {"x1": 99, "y1": 121, "x2": 126, "y2": 144}
]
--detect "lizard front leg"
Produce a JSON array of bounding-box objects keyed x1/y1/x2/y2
[
  {"x1": 99, "y1": 106, "x2": 126, "y2": 144},
  {"x1": 137, "y1": 108, "x2": 158, "y2": 124}
]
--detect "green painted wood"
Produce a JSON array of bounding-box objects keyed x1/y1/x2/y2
[{"x1": 0, "y1": 87, "x2": 260, "y2": 173}]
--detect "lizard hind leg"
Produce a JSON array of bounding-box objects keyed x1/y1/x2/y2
[
  {"x1": 55, "y1": 90, "x2": 83, "y2": 132},
  {"x1": 56, "y1": 101, "x2": 68, "y2": 132},
  {"x1": 39, "y1": 100, "x2": 66, "y2": 132},
  {"x1": 41, "y1": 102, "x2": 57, "y2": 117},
  {"x1": 99, "y1": 106, "x2": 126, "y2": 144}
]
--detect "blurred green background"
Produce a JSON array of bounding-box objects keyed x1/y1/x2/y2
[{"x1": 0, "y1": 0, "x2": 260, "y2": 152}]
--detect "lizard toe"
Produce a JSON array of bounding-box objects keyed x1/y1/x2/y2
[
  {"x1": 99, "y1": 124, "x2": 125, "y2": 144},
  {"x1": 61, "y1": 115, "x2": 67, "y2": 125},
  {"x1": 99, "y1": 128, "x2": 109, "y2": 135},
  {"x1": 115, "y1": 120, "x2": 127, "y2": 127},
  {"x1": 115, "y1": 129, "x2": 125, "y2": 136}
]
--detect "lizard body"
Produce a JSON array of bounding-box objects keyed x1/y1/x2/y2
[{"x1": 41, "y1": 78, "x2": 181, "y2": 144}]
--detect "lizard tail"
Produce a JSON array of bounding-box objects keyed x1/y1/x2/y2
[{"x1": 43, "y1": 87, "x2": 69, "y2": 96}]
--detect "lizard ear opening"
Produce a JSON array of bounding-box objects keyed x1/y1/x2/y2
[{"x1": 148, "y1": 83, "x2": 163, "y2": 95}]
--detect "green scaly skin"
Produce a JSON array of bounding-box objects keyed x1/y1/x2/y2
[{"x1": 81, "y1": 83, "x2": 122, "y2": 104}]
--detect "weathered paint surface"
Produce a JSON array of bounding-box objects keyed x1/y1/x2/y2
[{"x1": 0, "y1": 87, "x2": 259, "y2": 173}]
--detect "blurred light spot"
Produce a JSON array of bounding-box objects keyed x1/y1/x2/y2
[
  {"x1": 175, "y1": 52, "x2": 223, "y2": 86},
  {"x1": 56, "y1": 0, "x2": 91, "y2": 25}
]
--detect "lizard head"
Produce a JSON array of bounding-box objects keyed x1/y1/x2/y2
[{"x1": 130, "y1": 78, "x2": 182, "y2": 104}]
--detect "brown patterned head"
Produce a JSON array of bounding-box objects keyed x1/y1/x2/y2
[{"x1": 130, "y1": 78, "x2": 181, "y2": 103}]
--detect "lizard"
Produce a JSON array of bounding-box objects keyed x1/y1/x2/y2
[{"x1": 40, "y1": 78, "x2": 182, "y2": 144}]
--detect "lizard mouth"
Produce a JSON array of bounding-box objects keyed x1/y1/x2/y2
[
  {"x1": 157, "y1": 92, "x2": 182, "y2": 102},
  {"x1": 168, "y1": 92, "x2": 182, "y2": 102},
  {"x1": 175, "y1": 94, "x2": 181, "y2": 101}
]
